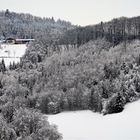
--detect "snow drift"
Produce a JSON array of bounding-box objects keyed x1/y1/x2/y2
[{"x1": 48, "y1": 100, "x2": 140, "y2": 140}]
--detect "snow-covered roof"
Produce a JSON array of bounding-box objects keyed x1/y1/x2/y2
[{"x1": 15, "y1": 39, "x2": 35, "y2": 41}]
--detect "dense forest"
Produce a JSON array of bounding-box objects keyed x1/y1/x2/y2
[
  {"x1": 1, "y1": 10, "x2": 140, "y2": 139},
  {"x1": 0, "y1": 9, "x2": 75, "y2": 45},
  {"x1": 59, "y1": 16, "x2": 140, "y2": 46}
]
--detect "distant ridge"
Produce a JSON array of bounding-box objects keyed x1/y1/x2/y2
[
  {"x1": 0, "y1": 9, "x2": 75, "y2": 43},
  {"x1": 59, "y1": 16, "x2": 140, "y2": 46}
]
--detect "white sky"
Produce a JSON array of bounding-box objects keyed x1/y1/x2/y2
[{"x1": 0, "y1": 0, "x2": 140, "y2": 26}]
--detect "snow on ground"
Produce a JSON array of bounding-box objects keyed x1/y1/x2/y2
[
  {"x1": 0, "y1": 44, "x2": 27, "y2": 66},
  {"x1": 48, "y1": 100, "x2": 140, "y2": 140}
]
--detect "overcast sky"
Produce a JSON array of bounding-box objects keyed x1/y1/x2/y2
[{"x1": 0, "y1": 0, "x2": 140, "y2": 26}]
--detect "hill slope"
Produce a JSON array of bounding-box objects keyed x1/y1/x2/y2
[
  {"x1": 59, "y1": 16, "x2": 140, "y2": 46},
  {"x1": 0, "y1": 10, "x2": 75, "y2": 42}
]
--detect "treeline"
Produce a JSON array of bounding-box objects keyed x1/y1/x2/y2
[
  {"x1": 0, "y1": 9, "x2": 74, "y2": 44},
  {"x1": 0, "y1": 59, "x2": 19, "y2": 72},
  {"x1": 59, "y1": 17, "x2": 140, "y2": 46}
]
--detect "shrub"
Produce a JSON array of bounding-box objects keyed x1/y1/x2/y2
[
  {"x1": 12, "y1": 108, "x2": 62, "y2": 140},
  {"x1": 0, "y1": 115, "x2": 16, "y2": 140},
  {"x1": 104, "y1": 93, "x2": 125, "y2": 114}
]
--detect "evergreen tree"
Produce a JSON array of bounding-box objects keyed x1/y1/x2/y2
[
  {"x1": 9, "y1": 62, "x2": 13, "y2": 70},
  {"x1": 105, "y1": 93, "x2": 125, "y2": 114},
  {"x1": 0, "y1": 59, "x2": 6, "y2": 73},
  {"x1": 5, "y1": 9, "x2": 10, "y2": 17}
]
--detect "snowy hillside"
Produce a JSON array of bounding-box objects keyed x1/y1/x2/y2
[
  {"x1": 0, "y1": 44, "x2": 27, "y2": 66},
  {"x1": 48, "y1": 100, "x2": 140, "y2": 140}
]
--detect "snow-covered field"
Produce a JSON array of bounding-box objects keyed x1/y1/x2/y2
[
  {"x1": 48, "y1": 100, "x2": 140, "y2": 140},
  {"x1": 0, "y1": 44, "x2": 27, "y2": 66}
]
